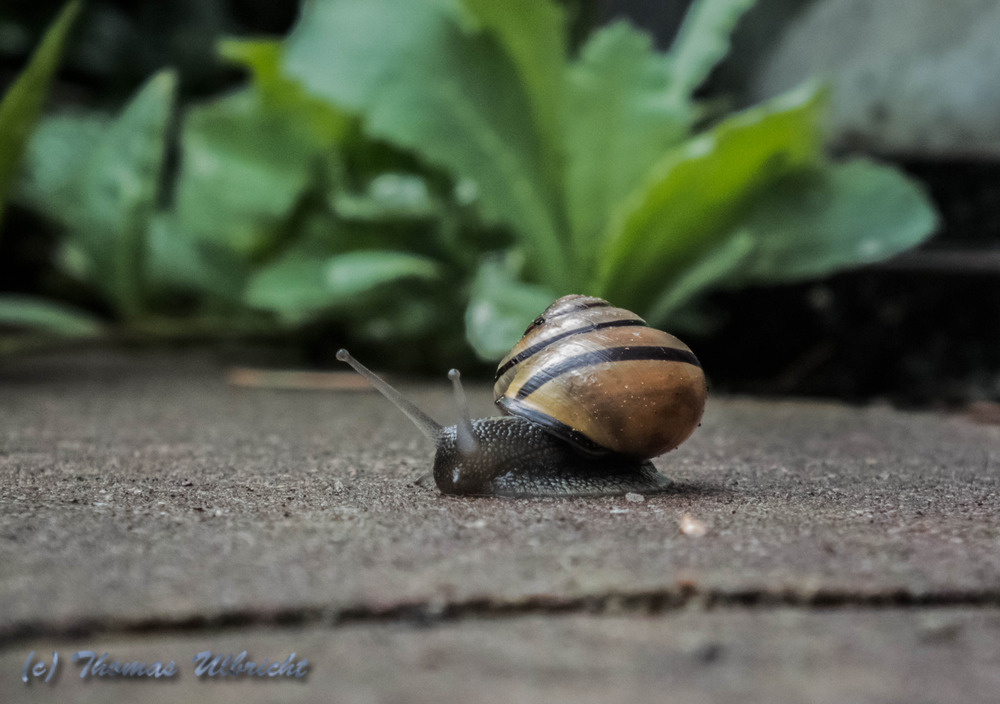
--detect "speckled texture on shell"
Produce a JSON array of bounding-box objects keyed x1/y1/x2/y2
[{"x1": 432, "y1": 417, "x2": 672, "y2": 498}]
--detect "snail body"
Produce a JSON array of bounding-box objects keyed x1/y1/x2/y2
[
  {"x1": 432, "y1": 416, "x2": 671, "y2": 497},
  {"x1": 338, "y1": 295, "x2": 706, "y2": 498}
]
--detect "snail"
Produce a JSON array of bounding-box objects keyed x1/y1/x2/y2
[{"x1": 337, "y1": 294, "x2": 706, "y2": 498}]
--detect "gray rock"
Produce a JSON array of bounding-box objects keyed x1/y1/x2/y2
[{"x1": 750, "y1": 0, "x2": 1000, "y2": 155}]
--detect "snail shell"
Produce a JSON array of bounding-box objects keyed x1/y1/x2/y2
[{"x1": 493, "y1": 294, "x2": 706, "y2": 459}]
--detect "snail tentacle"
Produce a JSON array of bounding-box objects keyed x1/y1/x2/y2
[
  {"x1": 447, "y1": 369, "x2": 479, "y2": 455},
  {"x1": 336, "y1": 348, "x2": 442, "y2": 442}
]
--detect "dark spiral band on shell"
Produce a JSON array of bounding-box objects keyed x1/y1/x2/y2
[
  {"x1": 513, "y1": 345, "x2": 702, "y2": 401},
  {"x1": 494, "y1": 396, "x2": 611, "y2": 455},
  {"x1": 495, "y1": 318, "x2": 647, "y2": 382}
]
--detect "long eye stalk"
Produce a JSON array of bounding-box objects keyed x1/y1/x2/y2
[
  {"x1": 447, "y1": 369, "x2": 479, "y2": 455},
  {"x1": 336, "y1": 349, "x2": 442, "y2": 442}
]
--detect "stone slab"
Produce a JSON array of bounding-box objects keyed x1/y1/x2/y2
[
  {"x1": 0, "y1": 351, "x2": 998, "y2": 639},
  {"x1": 4, "y1": 608, "x2": 1000, "y2": 703}
]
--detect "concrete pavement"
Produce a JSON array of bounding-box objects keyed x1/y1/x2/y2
[{"x1": 1, "y1": 351, "x2": 998, "y2": 702}]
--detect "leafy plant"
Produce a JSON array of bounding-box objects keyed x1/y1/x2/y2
[
  {"x1": 4, "y1": 0, "x2": 937, "y2": 364},
  {"x1": 0, "y1": 1, "x2": 80, "y2": 226},
  {"x1": 282, "y1": 0, "x2": 936, "y2": 358},
  {"x1": 11, "y1": 29, "x2": 490, "y2": 360},
  {"x1": 0, "y1": 1, "x2": 101, "y2": 344}
]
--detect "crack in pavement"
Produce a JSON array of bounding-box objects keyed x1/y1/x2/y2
[{"x1": 4, "y1": 585, "x2": 1000, "y2": 648}]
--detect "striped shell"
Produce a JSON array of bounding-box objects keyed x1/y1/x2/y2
[{"x1": 493, "y1": 295, "x2": 706, "y2": 459}]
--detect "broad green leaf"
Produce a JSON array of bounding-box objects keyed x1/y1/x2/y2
[
  {"x1": 284, "y1": 0, "x2": 571, "y2": 289},
  {"x1": 175, "y1": 90, "x2": 319, "y2": 258},
  {"x1": 457, "y1": 0, "x2": 567, "y2": 196},
  {"x1": 666, "y1": 0, "x2": 756, "y2": 103},
  {"x1": 0, "y1": 1, "x2": 81, "y2": 227},
  {"x1": 0, "y1": 294, "x2": 103, "y2": 336},
  {"x1": 565, "y1": 22, "x2": 691, "y2": 255},
  {"x1": 177, "y1": 39, "x2": 356, "y2": 260},
  {"x1": 218, "y1": 38, "x2": 353, "y2": 147},
  {"x1": 145, "y1": 214, "x2": 249, "y2": 302},
  {"x1": 15, "y1": 112, "x2": 107, "y2": 223},
  {"x1": 645, "y1": 230, "x2": 754, "y2": 324},
  {"x1": 465, "y1": 251, "x2": 556, "y2": 360},
  {"x1": 726, "y1": 158, "x2": 938, "y2": 285},
  {"x1": 596, "y1": 82, "x2": 826, "y2": 312},
  {"x1": 74, "y1": 70, "x2": 176, "y2": 317},
  {"x1": 245, "y1": 250, "x2": 441, "y2": 323}
]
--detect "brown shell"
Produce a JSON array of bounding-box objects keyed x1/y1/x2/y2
[{"x1": 493, "y1": 295, "x2": 706, "y2": 458}]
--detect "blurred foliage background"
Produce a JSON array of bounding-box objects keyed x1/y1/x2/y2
[{"x1": 3, "y1": 0, "x2": 996, "y2": 402}]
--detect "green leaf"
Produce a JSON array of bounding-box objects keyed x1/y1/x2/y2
[
  {"x1": 177, "y1": 38, "x2": 356, "y2": 261},
  {"x1": 665, "y1": 0, "x2": 756, "y2": 103},
  {"x1": 245, "y1": 249, "x2": 441, "y2": 323},
  {"x1": 645, "y1": 230, "x2": 755, "y2": 324},
  {"x1": 14, "y1": 112, "x2": 107, "y2": 224},
  {"x1": 0, "y1": 0, "x2": 81, "y2": 227},
  {"x1": 283, "y1": 0, "x2": 571, "y2": 289},
  {"x1": 457, "y1": 0, "x2": 567, "y2": 195},
  {"x1": 145, "y1": 214, "x2": 249, "y2": 302},
  {"x1": 218, "y1": 38, "x2": 353, "y2": 147},
  {"x1": 726, "y1": 158, "x2": 939, "y2": 285},
  {"x1": 565, "y1": 21, "x2": 691, "y2": 255},
  {"x1": 0, "y1": 295, "x2": 103, "y2": 336},
  {"x1": 465, "y1": 251, "x2": 556, "y2": 360},
  {"x1": 596, "y1": 82, "x2": 826, "y2": 312},
  {"x1": 74, "y1": 70, "x2": 177, "y2": 317},
  {"x1": 175, "y1": 89, "x2": 319, "y2": 258}
]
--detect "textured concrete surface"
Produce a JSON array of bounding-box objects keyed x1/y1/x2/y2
[
  {"x1": 1, "y1": 351, "x2": 999, "y2": 701},
  {"x1": 6, "y1": 609, "x2": 1000, "y2": 704}
]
